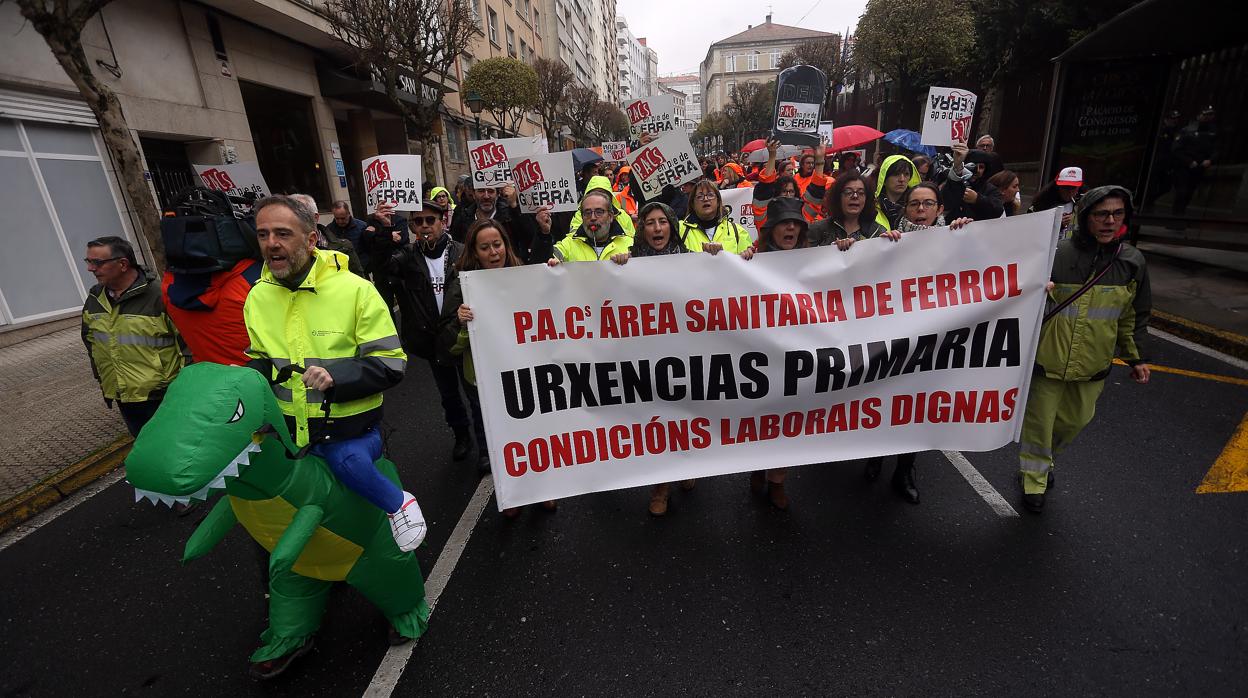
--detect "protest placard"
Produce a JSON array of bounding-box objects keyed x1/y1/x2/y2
[
  {"x1": 192, "y1": 163, "x2": 270, "y2": 201},
  {"x1": 719, "y1": 187, "x2": 758, "y2": 242},
  {"x1": 511, "y1": 152, "x2": 579, "y2": 214},
  {"x1": 361, "y1": 154, "x2": 422, "y2": 213},
  {"x1": 625, "y1": 132, "x2": 702, "y2": 199},
  {"x1": 468, "y1": 135, "x2": 547, "y2": 189},
  {"x1": 625, "y1": 95, "x2": 679, "y2": 139},
  {"x1": 463, "y1": 210, "x2": 1059, "y2": 509},
  {"x1": 921, "y1": 87, "x2": 978, "y2": 147},
  {"x1": 602, "y1": 141, "x2": 630, "y2": 161},
  {"x1": 771, "y1": 65, "x2": 827, "y2": 146},
  {"x1": 817, "y1": 122, "x2": 835, "y2": 147}
]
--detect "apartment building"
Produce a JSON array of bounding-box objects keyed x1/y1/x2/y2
[
  {"x1": 658, "y1": 74, "x2": 702, "y2": 131},
  {"x1": 699, "y1": 14, "x2": 835, "y2": 115}
]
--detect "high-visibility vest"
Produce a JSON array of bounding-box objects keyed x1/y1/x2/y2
[
  {"x1": 553, "y1": 233, "x2": 634, "y2": 262},
  {"x1": 243, "y1": 250, "x2": 406, "y2": 446},
  {"x1": 82, "y1": 274, "x2": 183, "y2": 402},
  {"x1": 679, "y1": 217, "x2": 753, "y2": 254}
]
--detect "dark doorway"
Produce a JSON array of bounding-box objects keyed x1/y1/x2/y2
[
  {"x1": 239, "y1": 81, "x2": 329, "y2": 205},
  {"x1": 139, "y1": 137, "x2": 194, "y2": 212}
]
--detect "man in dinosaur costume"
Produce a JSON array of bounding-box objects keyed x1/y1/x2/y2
[{"x1": 126, "y1": 362, "x2": 429, "y2": 679}]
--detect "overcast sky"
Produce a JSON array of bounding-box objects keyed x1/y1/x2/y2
[{"x1": 617, "y1": 0, "x2": 868, "y2": 76}]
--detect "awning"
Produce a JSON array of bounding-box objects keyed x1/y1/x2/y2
[{"x1": 1057, "y1": 0, "x2": 1240, "y2": 63}]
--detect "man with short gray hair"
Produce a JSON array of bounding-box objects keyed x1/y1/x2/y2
[{"x1": 81, "y1": 235, "x2": 183, "y2": 437}]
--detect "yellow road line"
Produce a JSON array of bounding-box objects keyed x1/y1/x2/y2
[
  {"x1": 1112, "y1": 359, "x2": 1248, "y2": 387},
  {"x1": 1197, "y1": 411, "x2": 1248, "y2": 494}
]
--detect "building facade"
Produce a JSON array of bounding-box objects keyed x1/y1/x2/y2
[
  {"x1": 657, "y1": 84, "x2": 688, "y2": 132},
  {"x1": 538, "y1": 0, "x2": 617, "y2": 103},
  {"x1": 616, "y1": 16, "x2": 649, "y2": 102},
  {"x1": 639, "y1": 39, "x2": 660, "y2": 98},
  {"x1": 699, "y1": 14, "x2": 834, "y2": 115},
  {"x1": 658, "y1": 74, "x2": 702, "y2": 131},
  {"x1": 0, "y1": 0, "x2": 547, "y2": 330}
]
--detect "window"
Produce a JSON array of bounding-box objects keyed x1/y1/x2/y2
[
  {"x1": 771, "y1": 50, "x2": 781, "y2": 68},
  {"x1": 206, "y1": 14, "x2": 228, "y2": 61},
  {"x1": 520, "y1": 39, "x2": 528, "y2": 62},
  {"x1": 470, "y1": 0, "x2": 482, "y2": 28},
  {"x1": 506, "y1": 26, "x2": 516, "y2": 57},
  {"x1": 724, "y1": 54, "x2": 735, "y2": 73},
  {"x1": 533, "y1": 9, "x2": 540, "y2": 34},
  {"x1": 747, "y1": 53, "x2": 758, "y2": 71},
  {"x1": 488, "y1": 9, "x2": 498, "y2": 45},
  {"x1": 444, "y1": 118, "x2": 467, "y2": 162},
  {"x1": 693, "y1": 93, "x2": 701, "y2": 104},
  {"x1": 726, "y1": 80, "x2": 736, "y2": 96}
]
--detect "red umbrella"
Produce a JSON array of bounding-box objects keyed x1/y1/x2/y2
[
  {"x1": 740, "y1": 138, "x2": 768, "y2": 154},
  {"x1": 831, "y1": 125, "x2": 885, "y2": 152}
]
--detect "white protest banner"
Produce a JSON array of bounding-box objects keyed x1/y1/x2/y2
[
  {"x1": 602, "y1": 141, "x2": 630, "y2": 161},
  {"x1": 468, "y1": 135, "x2": 547, "y2": 189},
  {"x1": 625, "y1": 95, "x2": 678, "y2": 139},
  {"x1": 921, "y1": 87, "x2": 978, "y2": 147},
  {"x1": 719, "y1": 187, "x2": 758, "y2": 241},
  {"x1": 361, "y1": 155, "x2": 422, "y2": 213},
  {"x1": 463, "y1": 210, "x2": 1060, "y2": 509},
  {"x1": 511, "y1": 152, "x2": 578, "y2": 214},
  {"x1": 192, "y1": 163, "x2": 270, "y2": 200},
  {"x1": 625, "y1": 132, "x2": 702, "y2": 199}
]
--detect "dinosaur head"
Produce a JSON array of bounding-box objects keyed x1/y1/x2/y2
[{"x1": 126, "y1": 363, "x2": 286, "y2": 506}]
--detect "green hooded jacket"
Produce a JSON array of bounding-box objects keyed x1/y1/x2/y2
[{"x1": 873, "y1": 154, "x2": 919, "y2": 229}]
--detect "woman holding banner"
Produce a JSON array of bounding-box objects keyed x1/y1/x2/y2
[
  {"x1": 680, "y1": 180, "x2": 754, "y2": 256},
  {"x1": 442, "y1": 219, "x2": 558, "y2": 515},
  {"x1": 808, "y1": 172, "x2": 888, "y2": 248},
  {"x1": 835, "y1": 182, "x2": 973, "y2": 504},
  {"x1": 740, "y1": 197, "x2": 816, "y2": 510},
  {"x1": 607, "y1": 201, "x2": 698, "y2": 516}
]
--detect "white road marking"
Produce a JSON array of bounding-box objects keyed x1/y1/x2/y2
[
  {"x1": 942, "y1": 450, "x2": 1020, "y2": 518},
  {"x1": 0, "y1": 469, "x2": 126, "y2": 553},
  {"x1": 1149, "y1": 327, "x2": 1248, "y2": 371},
  {"x1": 364, "y1": 476, "x2": 495, "y2": 698}
]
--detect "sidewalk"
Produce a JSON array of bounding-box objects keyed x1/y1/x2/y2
[
  {"x1": 1138, "y1": 243, "x2": 1248, "y2": 356},
  {"x1": 0, "y1": 327, "x2": 128, "y2": 531}
]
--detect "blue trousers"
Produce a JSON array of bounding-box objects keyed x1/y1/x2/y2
[{"x1": 312, "y1": 427, "x2": 403, "y2": 513}]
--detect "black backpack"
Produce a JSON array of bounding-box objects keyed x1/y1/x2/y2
[{"x1": 160, "y1": 186, "x2": 261, "y2": 274}]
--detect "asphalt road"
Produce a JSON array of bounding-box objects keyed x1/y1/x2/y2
[{"x1": 2, "y1": 330, "x2": 1245, "y2": 697}]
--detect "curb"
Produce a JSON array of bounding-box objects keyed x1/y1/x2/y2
[
  {"x1": 1151, "y1": 310, "x2": 1248, "y2": 361},
  {"x1": 0, "y1": 435, "x2": 132, "y2": 535}
]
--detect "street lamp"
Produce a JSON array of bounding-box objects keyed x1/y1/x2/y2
[{"x1": 466, "y1": 90, "x2": 485, "y2": 139}]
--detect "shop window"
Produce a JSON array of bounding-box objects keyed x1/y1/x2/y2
[{"x1": 238, "y1": 81, "x2": 329, "y2": 205}]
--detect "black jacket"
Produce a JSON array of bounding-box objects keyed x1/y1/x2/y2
[
  {"x1": 361, "y1": 213, "x2": 408, "y2": 274},
  {"x1": 389, "y1": 236, "x2": 463, "y2": 363}
]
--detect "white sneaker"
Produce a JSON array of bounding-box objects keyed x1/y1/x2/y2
[{"x1": 388, "y1": 491, "x2": 427, "y2": 552}]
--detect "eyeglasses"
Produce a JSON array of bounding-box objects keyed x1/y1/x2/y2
[
  {"x1": 694, "y1": 193, "x2": 718, "y2": 201},
  {"x1": 83, "y1": 256, "x2": 122, "y2": 268},
  {"x1": 582, "y1": 208, "x2": 608, "y2": 217},
  {"x1": 907, "y1": 199, "x2": 939, "y2": 209},
  {"x1": 1090, "y1": 209, "x2": 1127, "y2": 222},
  {"x1": 842, "y1": 189, "x2": 865, "y2": 199},
  {"x1": 413, "y1": 215, "x2": 441, "y2": 225}
]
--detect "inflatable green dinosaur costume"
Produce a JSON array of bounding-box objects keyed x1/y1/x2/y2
[{"x1": 125, "y1": 362, "x2": 429, "y2": 663}]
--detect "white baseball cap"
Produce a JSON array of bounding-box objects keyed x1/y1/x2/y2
[{"x1": 1055, "y1": 166, "x2": 1083, "y2": 186}]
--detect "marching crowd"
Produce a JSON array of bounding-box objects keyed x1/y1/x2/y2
[{"x1": 79, "y1": 128, "x2": 1151, "y2": 557}]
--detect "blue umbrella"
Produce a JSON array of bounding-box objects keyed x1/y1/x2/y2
[
  {"x1": 571, "y1": 148, "x2": 604, "y2": 172},
  {"x1": 883, "y1": 129, "x2": 936, "y2": 158}
]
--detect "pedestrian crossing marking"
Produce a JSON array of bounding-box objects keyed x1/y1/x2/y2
[{"x1": 1196, "y1": 411, "x2": 1248, "y2": 494}]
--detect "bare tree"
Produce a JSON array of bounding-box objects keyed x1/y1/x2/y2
[
  {"x1": 326, "y1": 0, "x2": 480, "y2": 141},
  {"x1": 533, "y1": 58, "x2": 573, "y2": 148},
  {"x1": 586, "y1": 102, "x2": 628, "y2": 143},
  {"x1": 560, "y1": 85, "x2": 600, "y2": 146},
  {"x1": 14, "y1": 0, "x2": 165, "y2": 269}
]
